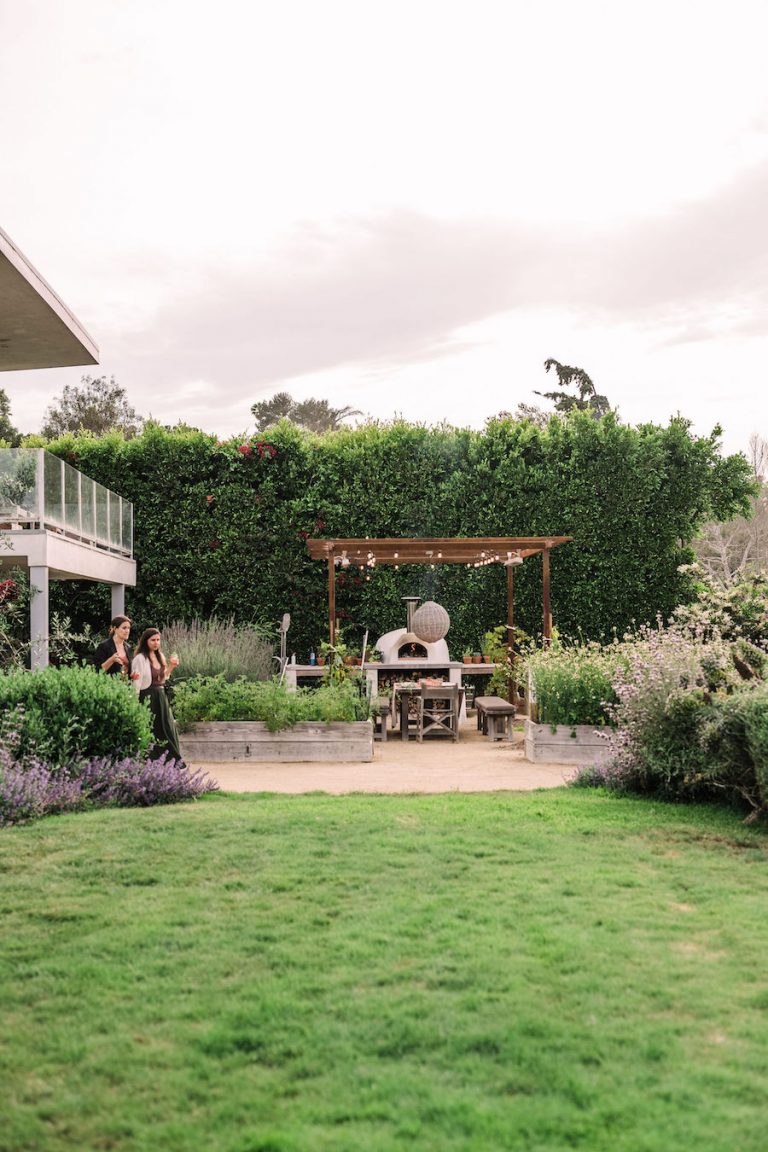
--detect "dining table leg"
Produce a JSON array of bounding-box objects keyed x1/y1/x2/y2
[{"x1": 400, "y1": 694, "x2": 409, "y2": 740}]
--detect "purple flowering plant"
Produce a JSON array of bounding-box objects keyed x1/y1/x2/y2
[{"x1": 0, "y1": 706, "x2": 218, "y2": 829}]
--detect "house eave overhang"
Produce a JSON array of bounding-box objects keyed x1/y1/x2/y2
[{"x1": 0, "y1": 225, "x2": 99, "y2": 371}]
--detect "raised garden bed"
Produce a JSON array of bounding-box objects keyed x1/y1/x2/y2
[
  {"x1": 524, "y1": 720, "x2": 612, "y2": 765},
  {"x1": 180, "y1": 720, "x2": 374, "y2": 763}
]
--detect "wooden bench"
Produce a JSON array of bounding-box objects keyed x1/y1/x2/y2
[
  {"x1": 373, "y1": 703, "x2": 391, "y2": 742},
  {"x1": 474, "y1": 696, "x2": 517, "y2": 742}
]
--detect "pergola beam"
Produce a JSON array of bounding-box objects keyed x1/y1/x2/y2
[
  {"x1": 307, "y1": 536, "x2": 571, "y2": 566},
  {"x1": 307, "y1": 536, "x2": 572, "y2": 648}
]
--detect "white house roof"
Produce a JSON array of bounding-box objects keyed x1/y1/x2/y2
[{"x1": 0, "y1": 225, "x2": 98, "y2": 371}]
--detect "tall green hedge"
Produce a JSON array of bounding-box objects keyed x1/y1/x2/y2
[{"x1": 46, "y1": 414, "x2": 754, "y2": 658}]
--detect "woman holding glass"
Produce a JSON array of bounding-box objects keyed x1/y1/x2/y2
[
  {"x1": 93, "y1": 615, "x2": 134, "y2": 678},
  {"x1": 132, "y1": 627, "x2": 183, "y2": 763}
]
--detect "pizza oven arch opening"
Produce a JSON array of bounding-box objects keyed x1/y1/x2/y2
[{"x1": 397, "y1": 636, "x2": 428, "y2": 659}]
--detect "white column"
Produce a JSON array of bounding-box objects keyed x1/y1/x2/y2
[
  {"x1": 111, "y1": 584, "x2": 126, "y2": 618},
  {"x1": 448, "y1": 666, "x2": 467, "y2": 721},
  {"x1": 29, "y1": 565, "x2": 49, "y2": 670}
]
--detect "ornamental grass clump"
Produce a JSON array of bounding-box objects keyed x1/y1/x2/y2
[
  {"x1": 162, "y1": 617, "x2": 275, "y2": 682},
  {"x1": 527, "y1": 641, "x2": 623, "y2": 727}
]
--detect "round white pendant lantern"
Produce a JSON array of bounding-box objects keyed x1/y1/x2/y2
[{"x1": 411, "y1": 601, "x2": 450, "y2": 643}]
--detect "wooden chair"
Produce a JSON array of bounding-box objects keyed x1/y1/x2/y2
[{"x1": 417, "y1": 683, "x2": 460, "y2": 742}]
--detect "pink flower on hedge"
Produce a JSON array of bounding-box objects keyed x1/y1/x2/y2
[
  {"x1": 0, "y1": 579, "x2": 18, "y2": 603},
  {"x1": 237, "y1": 443, "x2": 253, "y2": 456}
]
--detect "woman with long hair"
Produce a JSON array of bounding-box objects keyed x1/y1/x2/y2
[
  {"x1": 93, "y1": 615, "x2": 134, "y2": 678},
  {"x1": 132, "y1": 627, "x2": 183, "y2": 763}
]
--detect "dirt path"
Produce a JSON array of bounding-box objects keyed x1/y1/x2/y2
[{"x1": 191, "y1": 722, "x2": 577, "y2": 795}]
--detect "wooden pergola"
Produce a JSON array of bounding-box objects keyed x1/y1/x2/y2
[{"x1": 306, "y1": 537, "x2": 573, "y2": 648}]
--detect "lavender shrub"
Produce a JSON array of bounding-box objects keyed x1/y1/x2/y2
[
  {"x1": 0, "y1": 706, "x2": 78, "y2": 827},
  {"x1": 0, "y1": 761, "x2": 84, "y2": 827},
  {"x1": 0, "y1": 706, "x2": 218, "y2": 827},
  {"x1": 80, "y1": 754, "x2": 218, "y2": 807}
]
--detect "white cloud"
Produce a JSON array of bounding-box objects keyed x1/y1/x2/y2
[{"x1": 2, "y1": 0, "x2": 768, "y2": 457}]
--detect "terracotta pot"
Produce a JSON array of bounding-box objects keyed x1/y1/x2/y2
[
  {"x1": 317, "y1": 656, "x2": 326, "y2": 666},
  {"x1": 472, "y1": 654, "x2": 482, "y2": 664},
  {"x1": 462, "y1": 655, "x2": 472, "y2": 665}
]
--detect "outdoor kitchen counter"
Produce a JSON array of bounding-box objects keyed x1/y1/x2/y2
[{"x1": 284, "y1": 662, "x2": 498, "y2": 692}]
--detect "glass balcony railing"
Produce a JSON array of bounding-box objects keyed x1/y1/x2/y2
[{"x1": 0, "y1": 447, "x2": 133, "y2": 556}]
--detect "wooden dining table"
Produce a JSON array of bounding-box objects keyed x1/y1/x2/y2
[{"x1": 391, "y1": 681, "x2": 466, "y2": 740}]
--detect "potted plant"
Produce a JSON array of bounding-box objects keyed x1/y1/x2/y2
[
  {"x1": 462, "y1": 650, "x2": 473, "y2": 665},
  {"x1": 482, "y1": 626, "x2": 506, "y2": 666},
  {"x1": 486, "y1": 624, "x2": 531, "y2": 700},
  {"x1": 319, "y1": 639, "x2": 349, "y2": 683},
  {"x1": 367, "y1": 646, "x2": 383, "y2": 664},
  {"x1": 472, "y1": 651, "x2": 482, "y2": 664}
]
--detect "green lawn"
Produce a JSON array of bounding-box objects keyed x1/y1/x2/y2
[{"x1": 1, "y1": 789, "x2": 768, "y2": 1152}]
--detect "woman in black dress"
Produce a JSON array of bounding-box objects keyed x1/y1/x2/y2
[
  {"x1": 93, "y1": 615, "x2": 134, "y2": 678},
  {"x1": 132, "y1": 627, "x2": 183, "y2": 763}
]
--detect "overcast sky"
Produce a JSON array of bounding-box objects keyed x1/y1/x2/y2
[{"x1": 1, "y1": 0, "x2": 767, "y2": 455}]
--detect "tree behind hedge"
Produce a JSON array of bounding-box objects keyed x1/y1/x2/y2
[{"x1": 45, "y1": 414, "x2": 754, "y2": 657}]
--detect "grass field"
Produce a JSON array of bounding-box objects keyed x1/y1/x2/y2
[{"x1": 1, "y1": 788, "x2": 768, "y2": 1152}]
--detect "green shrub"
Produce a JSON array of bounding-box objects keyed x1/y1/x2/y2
[
  {"x1": 638, "y1": 688, "x2": 717, "y2": 798},
  {"x1": 172, "y1": 675, "x2": 369, "y2": 731},
  {"x1": 740, "y1": 685, "x2": 768, "y2": 807},
  {"x1": 703, "y1": 684, "x2": 768, "y2": 814},
  {"x1": 0, "y1": 666, "x2": 153, "y2": 767},
  {"x1": 161, "y1": 617, "x2": 275, "y2": 682},
  {"x1": 45, "y1": 415, "x2": 754, "y2": 659}
]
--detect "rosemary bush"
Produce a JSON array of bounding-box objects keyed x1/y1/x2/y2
[{"x1": 162, "y1": 617, "x2": 275, "y2": 682}]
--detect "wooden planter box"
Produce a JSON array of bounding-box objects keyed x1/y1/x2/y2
[
  {"x1": 180, "y1": 720, "x2": 374, "y2": 763},
  {"x1": 524, "y1": 719, "x2": 612, "y2": 765}
]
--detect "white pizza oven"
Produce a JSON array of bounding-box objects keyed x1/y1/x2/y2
[{"x1": 375, "y1": 596, "x2": 451, "y2": 665}]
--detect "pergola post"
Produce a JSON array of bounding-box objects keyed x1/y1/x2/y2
[
  {"x1": 506, "y1": 563, "x2": 515, "y2": 703},
  {"x1": 328, "y1": 556, "x2": 336, "y2": 644},
  {"x1": 542, "y1": 548, "x2": 552, "y2": 642}
]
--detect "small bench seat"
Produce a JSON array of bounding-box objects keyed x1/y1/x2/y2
[{"x1": 474, "y1": 696, "x2": 517, "y2": 742}]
